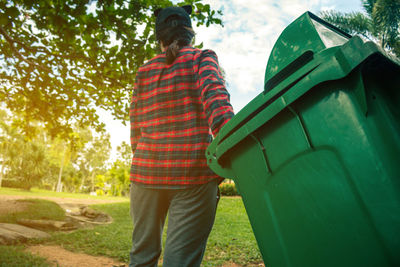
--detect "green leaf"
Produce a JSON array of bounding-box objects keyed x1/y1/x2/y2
[
  {"x1": 5, "y1": 6, "x2": 20, "y2": 19},
  {"x1": 0, "y1": 13, "x2": 8, "y2": 26},
  {"x1": 0, "y1": 0, "x2": 224, "y2": 137}
]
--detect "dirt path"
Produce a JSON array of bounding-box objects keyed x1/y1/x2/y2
[
  {"x1": 0, "y1": 194, "x2": 128, "y2": 206},
  {"x1": 26, "y1": 245, "x2": 126, "y2": 267},
  {"x1": 1, "y1": 194, "x2": 257, "y2": 267},
  {"x1": 26, "y1": 244, "x2": 249, "y2": 267},
  {"x1": 1, "y1": 193, "x2": 129, "y2": 266}
]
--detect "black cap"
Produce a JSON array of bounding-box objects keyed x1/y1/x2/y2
[{"x1": 154, "y1": 5, "x2": 192, "y2": 41}]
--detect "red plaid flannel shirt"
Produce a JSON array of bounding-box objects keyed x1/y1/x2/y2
[{"x1": 130, "y1": 46, "x2": 234, "y2": 187}]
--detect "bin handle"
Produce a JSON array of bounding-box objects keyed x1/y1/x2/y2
[
  {"x1": 288, "y1": 106, "x2": 314, "y2": 149},
  {"x1": 264, "y1": 50, "x2": 314, "y2": 92},
  {"x1": 206, "y1": 147, "x2": 234, "y2": 178},
  {"x1": 250, "y1": 133, "x2": 273, "y2": 174},
  {"x1": 214, "y1": 67, "x2": 317, "y2": 164}
]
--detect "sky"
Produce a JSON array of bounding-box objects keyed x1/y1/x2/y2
[{"x1": 102, "y1": 0, "x2": 364, "y2": 159}]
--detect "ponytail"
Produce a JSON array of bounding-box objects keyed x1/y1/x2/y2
[
  {"x1": 166, "y1": 40, "x2": 180, "y2": 65},
  {"x1": 159, "y1": 26, "x2": 195, "y2": 65}
]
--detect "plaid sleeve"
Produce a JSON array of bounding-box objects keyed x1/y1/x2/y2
[
  {"x1": 198, "y1": 50, "x2": 234, "y2": 136},
  {"x1": 130, "y1": 82, "x2": 141, "y2": 154}
]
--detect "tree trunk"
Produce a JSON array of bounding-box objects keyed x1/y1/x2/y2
[
  {"x1": 56, "y1": 146, "x2": 67, "y2": 192},
  {"x1": 79, "y1": 175, "x2": 86, "y2": 192},
  {"x1": 91, "y1": 172, "x2": 95, "y2": 192},
  {"x1": 56, "y1": 163, "x2": 64, "y2": 192},
  {"x1": 0, "y1": 161, "x2": 4, "y2": 187}
]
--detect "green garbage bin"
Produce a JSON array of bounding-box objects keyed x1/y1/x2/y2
[{"x1": 206, "y1": 12, "x2": 400, "y2": 267}]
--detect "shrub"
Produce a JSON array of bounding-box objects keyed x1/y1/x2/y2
[
  {"x1": 219, "y1": 182, "x2": 239, "y2": 196},
  {"x1": 96, "y1": 189, "x2": 105, "y2": 196},
  {"x1": 1, "y1": 179, "x2": 21, "y2": 189}
]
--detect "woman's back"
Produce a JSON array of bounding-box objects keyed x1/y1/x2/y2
[{"x1": 130, "y1": 46, "x2": 232, "y2": 186}]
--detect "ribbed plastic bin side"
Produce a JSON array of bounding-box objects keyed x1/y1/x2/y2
[{"x1": 206, "y1": 12, "x2": 400, "y2": 267}]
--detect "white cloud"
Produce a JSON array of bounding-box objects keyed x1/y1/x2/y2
[
  {"x1": 105, "y1": 0, "x2": 364, "y2": 152},
  {"x1": 194, "y1": 0, "x2": 363, "y2": 112}
]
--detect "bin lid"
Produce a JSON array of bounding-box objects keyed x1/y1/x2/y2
[
  {"x1": 264, "y1": 12, "x2": 351, "y2": 92},
  {"x1": 206, "y1": 12, "x2": 400, "y2": 179}
]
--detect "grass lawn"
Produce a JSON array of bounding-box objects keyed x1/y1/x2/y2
[
  {"x1": 0, "y1": 190, "x2": 262, "y2": 266},
  {"x1": 0, "y1": 245, "x2": 51, "y2": 267},
  {"x1": 0, "y1": 187, "x2": 128, "y2": 202},
  {"x1": 205, "y1": 197, "x2": 262, "y2": 266},
  {"x1": 0, "y1": 199, "x2": 66, "y2": 224},
  {"x1": 46, "y1": 197, "x2": 262, "y2": 266}
]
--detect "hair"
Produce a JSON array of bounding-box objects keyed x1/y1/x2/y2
[{"x1": 159, "y1": 25, "x2": 195, "y2": 64}]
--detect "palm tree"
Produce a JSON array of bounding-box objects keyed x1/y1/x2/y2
[{"x1": 320, "y1": 0, "x2": 400, "y2": 58}]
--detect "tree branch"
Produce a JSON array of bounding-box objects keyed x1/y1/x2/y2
[
  {"x1": 1, "y1": 26, "x2": 127, "y2": 88},
  {"x1": 0, "y1": 26, "x2": 51, "y2": 72}
]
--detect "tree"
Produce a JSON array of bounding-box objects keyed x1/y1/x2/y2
[
  {"x1": 116, "y1": 140, "x2": 131, "y2": 164},
  {"x1": 105, "y1": 159, "x2": 130, "y2": 196},
  {"x1": 47, "y1": 128, "x2": 91, "y2": 192},
  {"x1": 0, "y1": 107, "x2": 113, "y2": 191},
  {"x1": 0, "y1": 119, "x2": 49, "y2": 190},
  {"x1": 0, "y1": 108, "x2": 9, "y2": 187},
  {"x1": 0, "y1": 0, "x2": 223, "y2": 138},
  {"x1": 320, "y1": 0, "x2": 400, "y2": 57},
  {"x1": 77, "y1": 132, "x2": 111, "y2": 192},
  {"x1": 100, "y1": 141, "x2": 131, "y2": 196}
]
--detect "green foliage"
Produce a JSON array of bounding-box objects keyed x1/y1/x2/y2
[
  {"x1": 5, "y1": 139, "x2": 48, "y2": 190},
  {"x1": 91, "y1": 141, "x2": 131, "y2": 197},
  {"x1": 0, "y1": 245, "x2": 51, "y2": 267},
  {"x1": 116, "y1": 141, "x2": 131, "y2": 164},
  {"x1": 320, "y1": 0, "x2": 400, "y2": 57},
  {"x1": 1, "y1": 178, "x2": 21, "y2": 188},
  {"x1": 0, "y1": 0, "x2": 223, "y2": 137},
  {"x1": 104, "y1": 159, "x2": 130, "y2": 196},
  {"x1": 219, "y1": 182, "x2": 239, "y2": 196},
  {"x1": 0, "y1": 108, "x2": 112, "y2": 192},
  {"x1": 0, "y1": 113, "x2": 49, "y2": 190},
  {"x1": 0, "y1": 199, "x2": 65, "y2": 224},
  {"x1": 76, "y1": 132, "x2": 111, "y2": 192},
  {"x1": 319, "y1": 11, "x2": 371, "y2": 37}
]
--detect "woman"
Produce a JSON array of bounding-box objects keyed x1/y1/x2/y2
[{"x1": 129, "y1": 5, "x2": 234, "y2": 267}]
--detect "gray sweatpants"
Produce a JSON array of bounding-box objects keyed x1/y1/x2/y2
[{"x1": 129, "y1": 180, "x2": 218, "y2": 267}]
